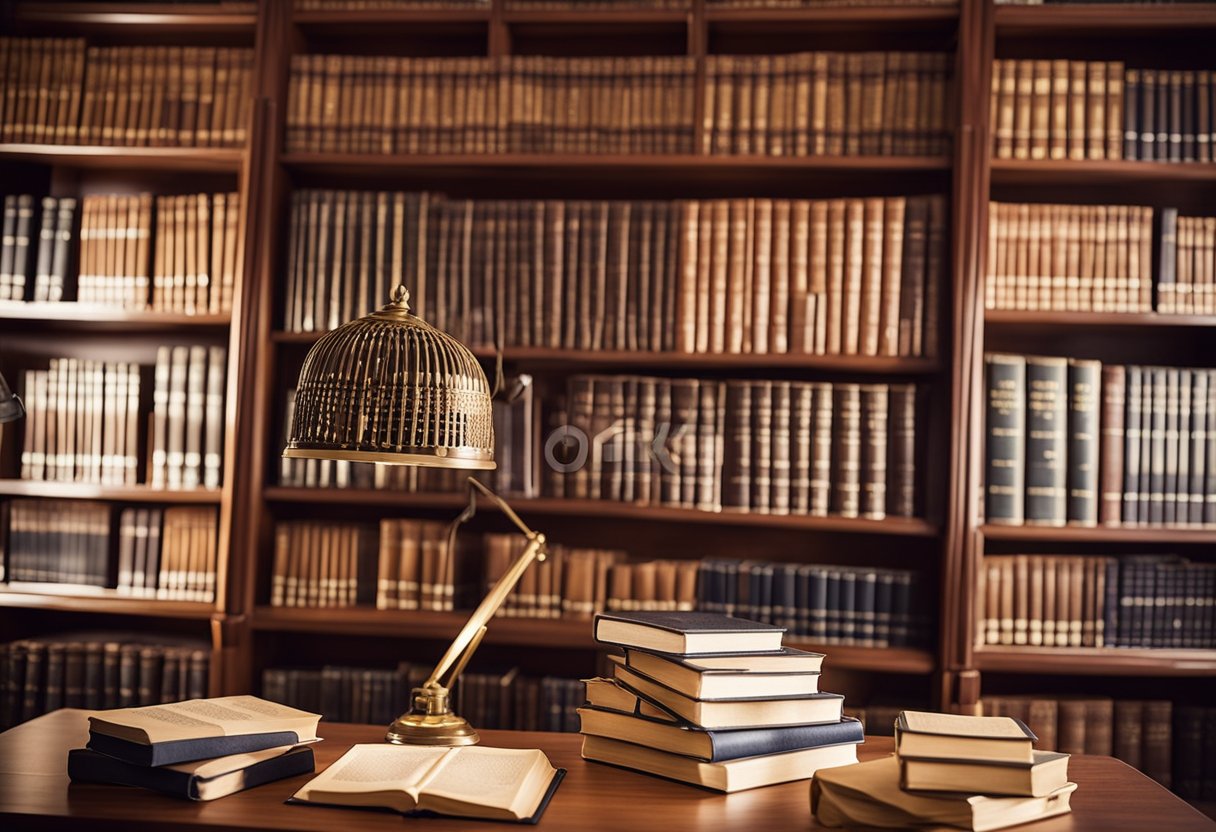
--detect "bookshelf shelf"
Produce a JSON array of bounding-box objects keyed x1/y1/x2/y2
[
  {"x1": 263, "y1": 487, "x2": 939, "y2": 536},
  {"x1": 504, "y1": 8, "x2": 690, "y2": 24},
  {"x1": 980, "y1": 524, "x2": 1216, "y2": 545},
  {"x1": 250, "y1": 606, "x2": 935, "y2": 672},
  {"x1": 984, "y1": 311, "x2": 1216, "y2": 330},
  {"x1": 0, "y1": 302, "x2": 231, "y2": 330},
  {"x1": 989, "y1": 159, "x2": 1216, "y2": 187},
  {"x1": 271, "y1": 334, "x2": 941, "y2": 374},
  {"x1": 0, "y1": 481, "x2": 223, "y2": 504},
  {"x1": 293, "y1": 8, "x2": 492, "y2": 26},
  {"x1": 10, "y1": 2, "x2": 257, "y2": 33},
  {"x1": 280, "y1": 153, "x2": 951, "y2": 185},
  {"x1": 0, "y1": 585, "x2": 216, "y2": 620},
  {"x1": 705, "y1": 4, "x2": 958, "y2": 27},
  {"x1": 0, "y1": 145, "x2": 244, "y2": 173},
  {"x1": 974, "y1": 646, "x2": 1216, "y2": 677},
  {"x1": 994, "y1": 3, "x2": 1216, "y2": 36}
]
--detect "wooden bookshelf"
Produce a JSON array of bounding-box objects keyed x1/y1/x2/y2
[
  {"x1": 0, "y1": 585, "x2": 216, "y2": 620},
  {"x1": 0, "y1": 145, "x2": 244, "y2": 172},
  {"x1": 0, "y1": 481, "x2": 223, "y2": 504},
  {"x1": 251, "y1": 606, "x2": 936, "y2": 673},
  {"x1": 974, "y1": 646, "x2": 1216, "y2": 678},
  {"x1": 264, "y1": 487, "x2": 940, "y2": 536},
  {"x1": 985, "y1": 311, "x2": 1216, "y2": 331},
  {"x1": 994, "y1": 3, "x2": 1216, "y2": 35},
  {"x1": 0, "y1": 303, "x2": 231, "y2": 330},
  {"x1": 4, "y1": 0, "x2": 1214, "y2": 773}
]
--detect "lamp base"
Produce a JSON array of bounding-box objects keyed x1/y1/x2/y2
[{"x1": 385, "y1": 686, "x2": 480, "y2": 746}]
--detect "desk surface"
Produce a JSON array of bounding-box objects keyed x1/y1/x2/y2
[{"x1": 0, "y1": 710, "x2": 1212, "y2": 831}]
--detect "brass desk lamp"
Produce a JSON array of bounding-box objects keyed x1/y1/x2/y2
[{"x1": 283, "y1": 285, "x2": 547, "y2": 747}]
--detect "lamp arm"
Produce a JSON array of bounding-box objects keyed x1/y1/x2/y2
[{"x1": 423, "y1": 478, "x2": 546, "y2": 689}]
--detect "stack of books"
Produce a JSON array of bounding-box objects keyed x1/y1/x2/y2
[
  {"x1": 67, "y1": 696, "x2": 319, "y2": 801},
  {"x1": 577, "y1": 610, "x2": 864, "y2": 793},
  {"x1": 814, "y1": 710, "x2": 1077, "y2": 831}
]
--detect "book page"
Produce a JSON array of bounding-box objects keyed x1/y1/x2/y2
[
  {"x1": 901, "y1": 711, "x2": 1029, "y2": 739},
  {"x1": 419, "y1": 747, "x2": 553, "y2": 818},
  {"x1": 294, "y1": 744, "x2": 449, "y2": 804},
  {"x1": 89, "y1": 696, "x2": 321, "y2": 744}
]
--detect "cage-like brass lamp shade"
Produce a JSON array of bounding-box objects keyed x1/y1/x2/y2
[{"x1": 283, "y1": 286, "x2": 496, "y2": 469}]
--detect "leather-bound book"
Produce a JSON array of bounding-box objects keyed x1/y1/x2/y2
[
  {"x1": 1025, "y1": 356, "x2": 1068, "y2": 526},
  {"x1": 1066, "y1": 358, "x2": 1101, "y2": 526},
  {"x1": 985, "y1": 354, "x2": 1027, "y2": 524}
]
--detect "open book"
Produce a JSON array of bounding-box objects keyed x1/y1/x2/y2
[{"x1": 291, "y1": 744, "x2": 564, "y2": 824}]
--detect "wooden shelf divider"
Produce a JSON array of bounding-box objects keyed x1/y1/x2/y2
[
  {"x1": 981, "y1": 524, "x2": 1216, "y2": 545},
  {"x1": 0, "y1": 302, "x2": 231, "y2": 329},
  {"x1": 974, "y1": 646, "x2": 1216, "y2": 677},
  {"x1": 264, "y1": 487, "x2": 939, "y2": 537},
  {"x1": 0, "y1": 585, "x2": 217, "y2": 620},
  {"x1": 0, "y1": 481, "x2": 223, "y2": 504},
  {"x1": 994, "y1": 3, "x2": 1216, "y2": 35},
  {"x1": 251, "y1": 607, "x2": 935, "y2": 673},
  {"x1": 984, "y1": 310, "x2": 1216, "y2": 330},
  {"x1": 0, "y1": 144, "x2": 244, "y2": 172}
]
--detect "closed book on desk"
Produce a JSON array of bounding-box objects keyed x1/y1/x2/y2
[
  {"x1": 578, "y1": 707, "x2": 863, "y2": 763},
  {"x1": 895, "y1": 710, "x2": 1035, "y2": 764},
  {"x1": 583, "y1": 677, "x2": 679, "y2": 723},
  {"x1": 68, "y1": 744, "x2": 315, "y2": 801},
  {"x1": 594, "y1": 611, "x2": 784, "y2": 655},
  {"x1": 290, "y1": 744, "x2": 563, "y2": 824},
  {"x1": 581, "y1": 733, "x2": 858, "y2": 793},
  {"x1": 87, "y1": 696, "x2": 321, "y2": 767},
  {"x1": 900, "y1": 750, "x2": 1070, "y2": 798},
  {"x1": 615, "y1": 664, "x2": 844, "y2": 729},
  {"x1": 812, "y1": 755, "x2": 1076, "y2": 832},
  {"x1": 623, "y1": 647, "x2": 823, "y2": 700}
]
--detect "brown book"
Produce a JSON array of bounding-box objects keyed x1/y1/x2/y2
[
  {"x1": 887, "y1": 384, "x2": 916, "y2": 518},
  {"x1": 1099, "y1": 365, "x2": 1126, "y2": 525},
  {"x1": 1068, "y1": 61, "x2": 1087, "y2": 161},
  {"x1": 1013, "y1": 60, "x2": 1033, "y2": 160},
  {"x1": 1113, "y1": 700, "x2": 1144, "y2": 771},
  {"x1": 1086, "y1": 62, "x2": 1106, "y2": 160},
  {"x1": 831, "y1": 383, "x2": 861, "y2": 518},
  {"x1": 995, "y1": 59, "x2": 1016, "y2": 159},
  {"x1": 859, "y1": 385, "x2": 888, "y2": 520},
  {"x1": 879, "y1": 198, "x2": 905, "y2": 357},
  {"x1": 1049, "y1": 59, "x2": 1069, "y2": 161},
  {"x1": 1030, "y1": 60, "x2": 1051, "y2": 160},
  {"x1": 858, "y1": 198, "x2": 883, "y2": 357},
  {"x1": 1056, "y1": 699, "x2": 1087, "y2": 756},
  {"x1": 1141, "y1": 701, "x2": 1172, "y2": 787}
]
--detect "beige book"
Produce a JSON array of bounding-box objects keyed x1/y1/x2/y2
[
  {"x1": 813, "y1": 755, "x2": 1076, "y2": 832},
  {"x1": 901, "y1": 750, "x2": 1070, "y2": 798},
  {"x1": 292, "y1": 744, "x2": 558, "y2": 823},
  {"x1": 583, "y1": 677, "x2": 677, "y2": 722},
  {"x1": 583, "y1": 733, "x2": 856, "y2": 794},
  {"x1": 89, "y1": 696, "x2": 320, "y2": 746},
  {"x1": 896, "y1": 710, "x2": 1035, "y2": 764}
]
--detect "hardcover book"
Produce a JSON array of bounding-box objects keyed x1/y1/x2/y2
[
  {"x1": 900, "y1": 750, "x2": 1070, "y2": 798},
  {"x1": 68, "y1": 744, "x2": 315, "y2": 801},
  {"x1": 290, "y1": 744, "x2": 563, "y2": 824},
  {"x1": 593, "y1": 611, "x2": 785, "y2": 655},
  {"x1": 622, "y1": 647, "x2": 823, "y2": 700},
  {"x1": 86, "y1": 696, "x2": 321, "y2": 767},
  {"x1": 895, "y1": 711, "x2": 1035, "y2": 764},
  {"x1": 577, "y1": 707, "x2": 863, "y2": 763},
  {"x1": 581, "y1": 733, "x2": 858, "y2": 793}
]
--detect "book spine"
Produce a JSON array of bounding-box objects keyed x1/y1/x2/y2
[{"x1": 985, "y1": 354, "x2": 1027, "y2": 524}]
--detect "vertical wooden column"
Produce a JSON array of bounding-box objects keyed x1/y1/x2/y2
[{"x1": 940, "y1": 0, "x2": 995, "y2": 711}]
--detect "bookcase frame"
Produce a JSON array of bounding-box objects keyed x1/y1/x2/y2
[{"x1": 1, "y1": 0, "x2": 1214, "y2": 721}]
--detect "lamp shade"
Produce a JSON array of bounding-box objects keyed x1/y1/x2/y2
[{"x1": 284, "y1": 286, "x2": 496, "y2": 469}]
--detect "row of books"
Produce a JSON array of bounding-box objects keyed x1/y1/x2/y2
[
  {"x1": 992, "y1": 60, "x2": 1215, "y2": 163},
  {"x1": 552, "y1": 376, "x2": 921, "y2": 520},
  {"x1": 985, "y1": 202, "x2": 1155, "y2": 313},
  {"x1": 980, "y1": 696, "x2": 1213, "y2": 796},
  {"x1": 703, "y1": 52, "x2": 951, "y2": 157},
  {"x1": 267, "y1": 519, "x2": 925, "y2": 646},
  {"x1": 698, "y1": 558, "x2": 926, "y2": 647},
  {"x1": 263, "y1": 664, "x2": 584, "y2": 733},
  {"x1": 286, "y1": 55, "x2": 697, "y2": 155},
  {"x1": 0, "y1": 40, "x2": 253, "y2": 147},
  {"x1": 984, "y1": 356, "x2": 1216, "y2": 527},
  {"x1": 18, "y1": 359, "x2": 142, "y2": 485},
  {"x1": 285, "y1": 52, "x2": 953, "y2": 156},
  {"x1": 0, "y1": 636, "x2": 210, "y2": 730},
  {"x1": 1160, "y1": 209, "x2": 1216, "y2": 315},
  {"x1": 17, "y1": 346, "x2": 228, "y2": 489},
  {"x1": 0, "y1": 193, "x2": 241, "y2": 312},
  {"x1": 283, "y1": 190, "x2": 945, "y2": 359},
  {"x1": 977, "y1": 554, "x2": 1215, "y2": 650},
  {"x1": 2, "y1": 501, "x2": 220, "y2": 601}
]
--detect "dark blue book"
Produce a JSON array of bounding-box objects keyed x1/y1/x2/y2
[
  {"x1": 69, "y1": 745, "x2": 315, "y2": 801},
  {"x1": 578, "y1": 706, "x2": 863, "y2": 763}
]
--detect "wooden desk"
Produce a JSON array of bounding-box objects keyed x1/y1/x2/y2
[{"x1": 0, "y1": 710, "x2": 1211, "y2": 831}]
